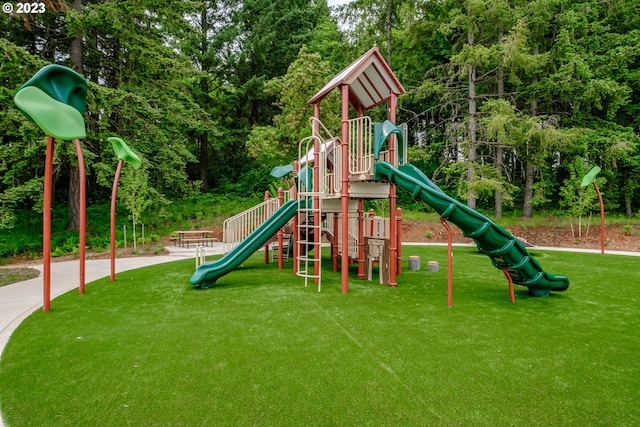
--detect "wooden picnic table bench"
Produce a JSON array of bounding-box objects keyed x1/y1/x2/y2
[{"x1": 173, "y1": 230, "x2": 218, "y2": 248}]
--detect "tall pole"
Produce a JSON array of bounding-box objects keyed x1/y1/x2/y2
[
  {"x1": 388, "y1": 93, "x2": 398, "y2": 287},
  {"x1": 264, "y1": 190, "x2": 270, "y2": 264},
  {"x1": 110, "y1": 160, "x2": 124, "y2": 281},
  {"x1": 313, "y1": 103, "x2": 321, "y2": 283},
  {"x1": 277, "y1": 187, "x2": 284, "y2": 270},
  {"x1": 340, "y1": 84, "x2": 350, "y2": 293},
  {"x1": 580, "y1": 166, "x2": 604, "y2": 255},
  {"x1": 73, "y1": 139, "x2": 86, "y2": 294},
  {"x1": 594, "y1": 183, "x2": 605, "y2": 255},
  {"x1": 43, "y1": 136, "x2": 55, "y2": 312},
  {"x1": 292, "y1": 161, "x2": 299, "y2": 276},
  {"x1": 441, "y1": 218, "x2": 453, "y2": 307}
]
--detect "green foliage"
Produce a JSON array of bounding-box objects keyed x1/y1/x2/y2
[
  {"x1": 119, "y1": 164, "x2": 166, "y2": 226},
  {"x1": 559, "y1": 157, "x2": 606, "y2": 236},
  {"x1": 1, "y1": 0, "x2": 640, "y2": 229}
]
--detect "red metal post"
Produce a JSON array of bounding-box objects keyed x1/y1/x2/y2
[
  {"x1": 357, "y1": 200, "x2": 365, "y2": 278},
  {"x1": 502, "y1": 270, "x2": 516, "y2": 304},
  {"x1": 594, "y1": 182, "x2": 605, "y2": 255},
  {"x1": 74, "y1": 139, "x2": 86, "y2": 294},
  {"x1": 110, "y1": 160, "x2": 124, "y2": 281},
  {"x1": 43, "y1": 136, "x2": 55, "y2": 312},
  {"x1": 388, "y1": 93, "x2": 398, "y2": 287},
  {"x1": 440, "y1": 218, "x2": 453, "y2": 308},
  {"x1": 313, "y1": 103, "x2": 321, "y2": 283},
  {"x1": 340, "y1": 84, "x2": 350, "y2": 293},
  {"x1": 264, "y1": 190, "x2": 270, "y2": 264},
  {"x1": 332, "y1": 213, "x2": 339, "y2": 272},
  {"x1": 292, "y1": 161, "x2": 299, "y2": 275},
  {"x1": 277, "y1": 187, "x2": 284, "y2": 270},
  {"x1": 396, "y1": 208, "x2": 402, "y2": 275}
]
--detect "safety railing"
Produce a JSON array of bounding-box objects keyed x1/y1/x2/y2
[
  {"x1": 222, "y1": 198, "x2": 280, "y2": 253},
  {"x1": 348, "y1": 116, "x2": 373, "y2": 176},
  {"x1": 308, "y1": 117, "x2": 342, "y2": 195}
]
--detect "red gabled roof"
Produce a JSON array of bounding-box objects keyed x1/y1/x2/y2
[{"x1": 307, "y1": 47, "x2": 405, "y2": 111}]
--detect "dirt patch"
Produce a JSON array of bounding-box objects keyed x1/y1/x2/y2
[
  {"x1": 401, "y1": 220, "x2": 640, "y2": 253},
  {"x1": 0, "y1": 267, "x2": 40, "y2": 287}
]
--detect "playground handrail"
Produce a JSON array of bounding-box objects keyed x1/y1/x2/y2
[
  {"x1": 223, "y1": 198, "x2": 281, "y2": 253},
  {"x1": 348, "y1": 116, "x2": 373, "y2": 176}
]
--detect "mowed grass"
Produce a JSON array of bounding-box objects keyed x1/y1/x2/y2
[{"x1": 1, "y1": 246, "x2": 639, "y2": 426}]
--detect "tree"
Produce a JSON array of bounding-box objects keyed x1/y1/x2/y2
[
  {"x1": 0, "y1": 40, "x2": 47, "y2": 229},
  {"x1": 559, "y1": 157, "x2": 605, "y2": 238},
  {"x1": 119, "y1": 164, "x2": 166, "y2": 250}
]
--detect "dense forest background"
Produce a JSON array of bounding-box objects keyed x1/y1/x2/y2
[{"x1": 1, "y1": 0, "x2": 639, "y2": 234}]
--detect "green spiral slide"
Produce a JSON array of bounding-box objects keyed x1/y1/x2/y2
[
  {"x1": 375, "y1": 161, "x2": 569, "y2": 297},
  {"x1": 190, "y1": 200, "x2": 299, "y2": 288}
]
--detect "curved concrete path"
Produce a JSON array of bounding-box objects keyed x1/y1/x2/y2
[{"x1": 1, "y1": 243, "x2": 637, "y2": 426}]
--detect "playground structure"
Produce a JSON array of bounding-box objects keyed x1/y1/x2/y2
[{"x1": 190, "y1": 47, "x2": 570, "y2": 298}]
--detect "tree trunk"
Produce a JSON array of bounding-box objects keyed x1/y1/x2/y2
[
  {"x1": 466, "y1": 20, "x2": 477, "y2": 209},
  {"x1": 495, "y1": 146, "x2": 503, "y2": 219},
  {"x1": 199, "y1": 133, "x2": 210, "y2": 192},
  {"x1": 623, "y1": 170, "x2": 632, "y2": 216},
  {"x1": 494, "y1": 30, "x2": 504, "y2": 219},
  {"x1": 68, "y1": 0, "x2": 83, "y2": 231},
  {"x1": 198, "y1": 8, "x2": 210, "y2": 193},
  {"x1": 523, "y1": 49, "x2": 539, "y2": 219},
  {"x1": 385, "y1": 0, "x2": 392, "y2": 67},
  {"x1": 467, "y1": 67, "x2": 477, "y2": 209},
  {"x1": 522, "y1": 162, "x2": 535, "y2": 218},
  {"x1": 68, "y1": 163, "x2": 81, "y2": 230}
]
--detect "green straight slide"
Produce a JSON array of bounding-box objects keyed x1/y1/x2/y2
[
  {"x1": 190, "y1": 200, "x2": 299, "y2": 288},
  {"x1": 375, "y1": 161, "x2": 569, "y2": 297}
]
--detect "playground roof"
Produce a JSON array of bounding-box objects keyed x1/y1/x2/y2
[{"x1": 307, "y1": 47, "x2": 405, "y2": 111}]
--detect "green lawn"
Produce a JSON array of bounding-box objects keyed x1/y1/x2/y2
[{"x1": 1, "y1": 246, "x2": 638, "y2": 426}]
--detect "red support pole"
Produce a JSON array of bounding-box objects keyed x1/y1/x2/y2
[
  {"x1": 502, "y1": 270, "x2": 516, "y2": 304},
  {"x1": 74, "y1": 139, "x2": 86, "y2": 294},
  {"x1": 277, "y1": 187, "x2": 284, "y2": 270},
  {"x1": 43, "y1": 136, "x2": 55, "y2": 312},
  {"x1": 396, "y1": 208, "x2": 402, "y2": 276},
  {"x1": 388, "y1": 93, "x2": 398, "y2": 287},
  {"x1": 264, "y1": 190, "x2": 270, "y2": 264},
  {"x1": 357, "y1": 199, "x2": 365, "y2": 279},
  {"x1": 313, "y1": 103, "x2": 321, "y2": 284},
  {"x1": 110, "y1": 160, "x2": 124, "y2": 281},
  {"x1": 340, "y1": 84, "x2": 350, "y2": 293},
  {"x1": 292, "y1": 161, "x2": 299, "y2": 276},
  {"x1": 594, "y1": 182, "x2": 605, "y2": 255},
  {"x1": 332, "y1": 213, "x2": 339, "y2": 272},
  {"x1": 440, "y1": 218, "x2": 453, "y2": 308}
]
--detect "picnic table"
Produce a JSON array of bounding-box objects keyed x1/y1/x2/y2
[{"x1": 173, "y1": 230, "x2": 218, "y2": 248}]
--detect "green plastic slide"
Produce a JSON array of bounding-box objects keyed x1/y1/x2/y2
[
  {"x1": 190, "y1": 200, "x2": 299, "y2": 288},
  {"x1": 374, "y1": 161, "x2": 569, "y2": 296}
]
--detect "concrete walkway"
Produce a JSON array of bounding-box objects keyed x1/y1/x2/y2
[{"x1": 0, "y1": 242, "x2": 638, "y2": 426}]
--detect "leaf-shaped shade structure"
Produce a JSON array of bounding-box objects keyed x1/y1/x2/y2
[
  {"x1": 108, "y1": 137, "x2": 142, "y2": 169},
  {"x1": 580, "y1": 166, "x2": 601, "y2": 187},
  {"x1": 270, "y1": 164, "x2": 294, "y2": 178},
  {"x1": 17, "y1": 64, "x2": 87, "y2": 114},
  {"x1": 13, "y1": 86, "x2": 86, "y2": 140}
]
